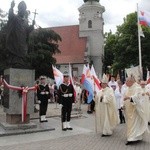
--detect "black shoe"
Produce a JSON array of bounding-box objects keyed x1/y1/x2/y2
[
  {"x1": 101, "y1": 134, "x2": 111, "y2": 137},
  {"x1": 43, "y1": 120, "x2": 48, "y2": 122},
  {"x1": 125, "y1": 141, "x2": 138, "y2": 145},
  {"x1": 87, "y1": 111, "x2": 92, "y2": 114},
  {"x1": 148, "y1": 122, "x2": 150, "y2": 125},
  {"x1": 67, "y1": 127, "x2": 73, "y2": 130},
  {"x1": 126, "y1": 141, "x2": 132, "y2": 145},
  {"x1": 62, "y1": 128, "x2": 67, "y2": 131}
]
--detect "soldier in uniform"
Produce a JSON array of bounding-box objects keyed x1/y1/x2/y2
[
  {"x1": 37, "y1": 76, "x2": 51, "y2": 122},
  {"x1": 58, "y1": 71, "x2": 75, "y2": 131}
]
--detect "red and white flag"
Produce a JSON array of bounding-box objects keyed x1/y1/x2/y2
[
  {"x1": 69, "y1": 63, "x2": 75, "y2": 87},
  {"x1": 139, "y1": 9, "x2": 150, "y2": 27},
  {"x1": 69, "y1": 63, "x2": 76, "y2": 98},
  {"x1": 90, "y1": 65, "x2": 101, "y2": 93},
  {"x1": 52, "y1": 65, "x2": 63, "y2": 88}
]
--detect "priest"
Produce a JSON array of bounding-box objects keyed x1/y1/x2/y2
[
  {"x1": 94, "y1": 74, "x2": 119, "y2": 136},
  {"x1": 123, "y1": 77, "x2": 149, "y2": 145}
]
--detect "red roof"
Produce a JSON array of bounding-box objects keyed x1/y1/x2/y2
[{"x1": 51, "y1": 25, "x2": 87, "y2": 64}]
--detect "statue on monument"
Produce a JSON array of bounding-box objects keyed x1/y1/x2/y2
[
  {"x1": 83, "y1": 0, "x2": 100, "y2": 2},
  {"x1": 6, "y1": 0, "x2": 35, "y2": 68}
]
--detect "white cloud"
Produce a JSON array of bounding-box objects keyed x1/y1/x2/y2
[{"x1": 0, "y1": 0, "x2": 149, "y2": 33}]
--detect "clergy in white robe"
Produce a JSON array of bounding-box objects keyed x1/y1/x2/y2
[
  {"x1": 146, "y1": 80, "x2": 150, "y2": 124},
  {"x1": 74, "y1": 82, "x2": 82, "y2": 111},
  {"x1": 95, "y1": 74, "x2": 119, "y2": 136},
  {"x1": 124, "y1": 78, "x2": 149, "y2": 145}
]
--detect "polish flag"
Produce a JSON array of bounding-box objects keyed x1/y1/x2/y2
[
  {"x1": 90, "y1": 65, "x2": 101, "y2": 93},
  {"x1": 52, "y1": 65, "x2": 63, "y2": 88},
  {"x1": 139, "y1": 9, "x2": 150, "y2": 27},
  {"x1": 69, "y1": 63, "x2": 76, "y2": 99}
]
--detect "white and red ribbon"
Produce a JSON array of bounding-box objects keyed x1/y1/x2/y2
[{"x1": 1, "y1": 77, "x2": 37, "y2": 122}]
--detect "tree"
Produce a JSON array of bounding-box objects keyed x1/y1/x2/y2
[
  {"x1": 28, "y1": 28, "x2": 61, "y2": 78},
  {"x1": 103, "y1": 31, "x2": 116, "y2": 73},
  {"x1": 104, "y1": 12, "x2": 150, "y2": 78}
]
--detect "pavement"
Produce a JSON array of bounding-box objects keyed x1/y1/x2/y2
[{"x1": 0, "y1": 103, "x2": 150, "y2": 150}]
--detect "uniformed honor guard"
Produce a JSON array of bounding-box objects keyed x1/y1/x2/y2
[
  {"x1": 58, "y1": 71, "x2": 75, "y2": 131},
  {"x1": 37, "y1": 76, "x2": 50, "y2": 122}
]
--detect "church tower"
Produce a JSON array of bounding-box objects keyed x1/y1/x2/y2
[{"x1": 78, "y1": 0, "x2": 105, "y2": 77}]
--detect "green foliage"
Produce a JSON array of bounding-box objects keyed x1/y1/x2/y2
[
  {"x1": 104, "y1": 12, "x2": 150, "y2": 76},
  {"x1": 103, "y1": 31, "x2": 116, "y2": 73},
  {"x1": 27, "y1": 28, "x2": 61, "y2": 78}
]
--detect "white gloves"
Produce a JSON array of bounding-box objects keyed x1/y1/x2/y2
[
  {"x1": 58, "y1": 104, "x2": 63, "y2": 109},
  {"x1": 38, "y1": 100, "x2": 41, "y2": 104}
]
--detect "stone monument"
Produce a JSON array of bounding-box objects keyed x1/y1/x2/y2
[
  {"x1": 1, "y1": 1, "x2": 36, "y2": 129},
  {"x1": 3, "y1": 68, "x2": 35, "y2": 124}
]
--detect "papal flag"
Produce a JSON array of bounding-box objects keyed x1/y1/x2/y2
[{"x1": 139, "y1": 24, "x2": 145, "y2": 37}]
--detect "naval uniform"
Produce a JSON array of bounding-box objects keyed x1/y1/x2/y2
[
  {"x1": 58, "y1": 83, "x2": 75, "y2": 129},
  {"x1": 37, "y1": 83, "x2": 50, "y2": 121}
]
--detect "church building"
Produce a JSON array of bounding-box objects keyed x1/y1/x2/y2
[{"x1": 52, "y1": 0, "x2": 105, "y2": 79}]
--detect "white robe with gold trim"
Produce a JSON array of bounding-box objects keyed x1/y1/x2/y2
[
  {"x1": 146, "y1": 84, "x2": 150, "y2": 122},
  {"x1": 124, "y1": 83, "x2": 149, "y2": 142},
  {"x1": 95, "y1": 87, "x2": 119, "y2": 135}
]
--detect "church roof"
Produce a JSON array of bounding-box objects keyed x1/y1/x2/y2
[{"x1": 51, "y1": 25, "x2": 87, "y2": 64}]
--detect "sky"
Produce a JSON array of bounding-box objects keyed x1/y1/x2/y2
[{"x1": 0, "y1": 0, "x2": 150, "y2": 33}]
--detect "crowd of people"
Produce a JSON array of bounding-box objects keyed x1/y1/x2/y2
[
  {"x1": 95, "y1": 74, "x2": 150, "y2": 145},
  {"x1": 0, "y1": 72, "x2": 150, "y2": 145}
]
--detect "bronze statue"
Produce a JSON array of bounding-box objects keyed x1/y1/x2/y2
[{"x1": 6, "y1": 1, "x2": 35, "y2": 68}]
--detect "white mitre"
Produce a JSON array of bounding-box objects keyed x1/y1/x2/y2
[{"x1": 101, "y1": 74, "x2": 109, "y2": 83}]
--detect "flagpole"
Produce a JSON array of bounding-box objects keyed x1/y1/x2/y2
[{"x1": 137, "y1": 3, "x2": 143, "y2": 79}]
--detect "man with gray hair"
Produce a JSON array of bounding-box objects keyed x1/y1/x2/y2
[{"x1": 123, "y1": 77, "x2": 149, "y2": 145}]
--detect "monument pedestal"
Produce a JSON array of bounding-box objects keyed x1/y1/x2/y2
[
  {"x1": 6, "y1": 114, "x2": 30, "y2": 124},
  {"x1": 3, "y1": 68, "x2": 35, "y2": 126}
]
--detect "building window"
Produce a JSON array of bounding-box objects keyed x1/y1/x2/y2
[
  {"x1": 88, "y1": 20, "x2": 92, "y2": 28},
  {"x1": 72, "y1": 68, "x2": 78, "y2": 77}
]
